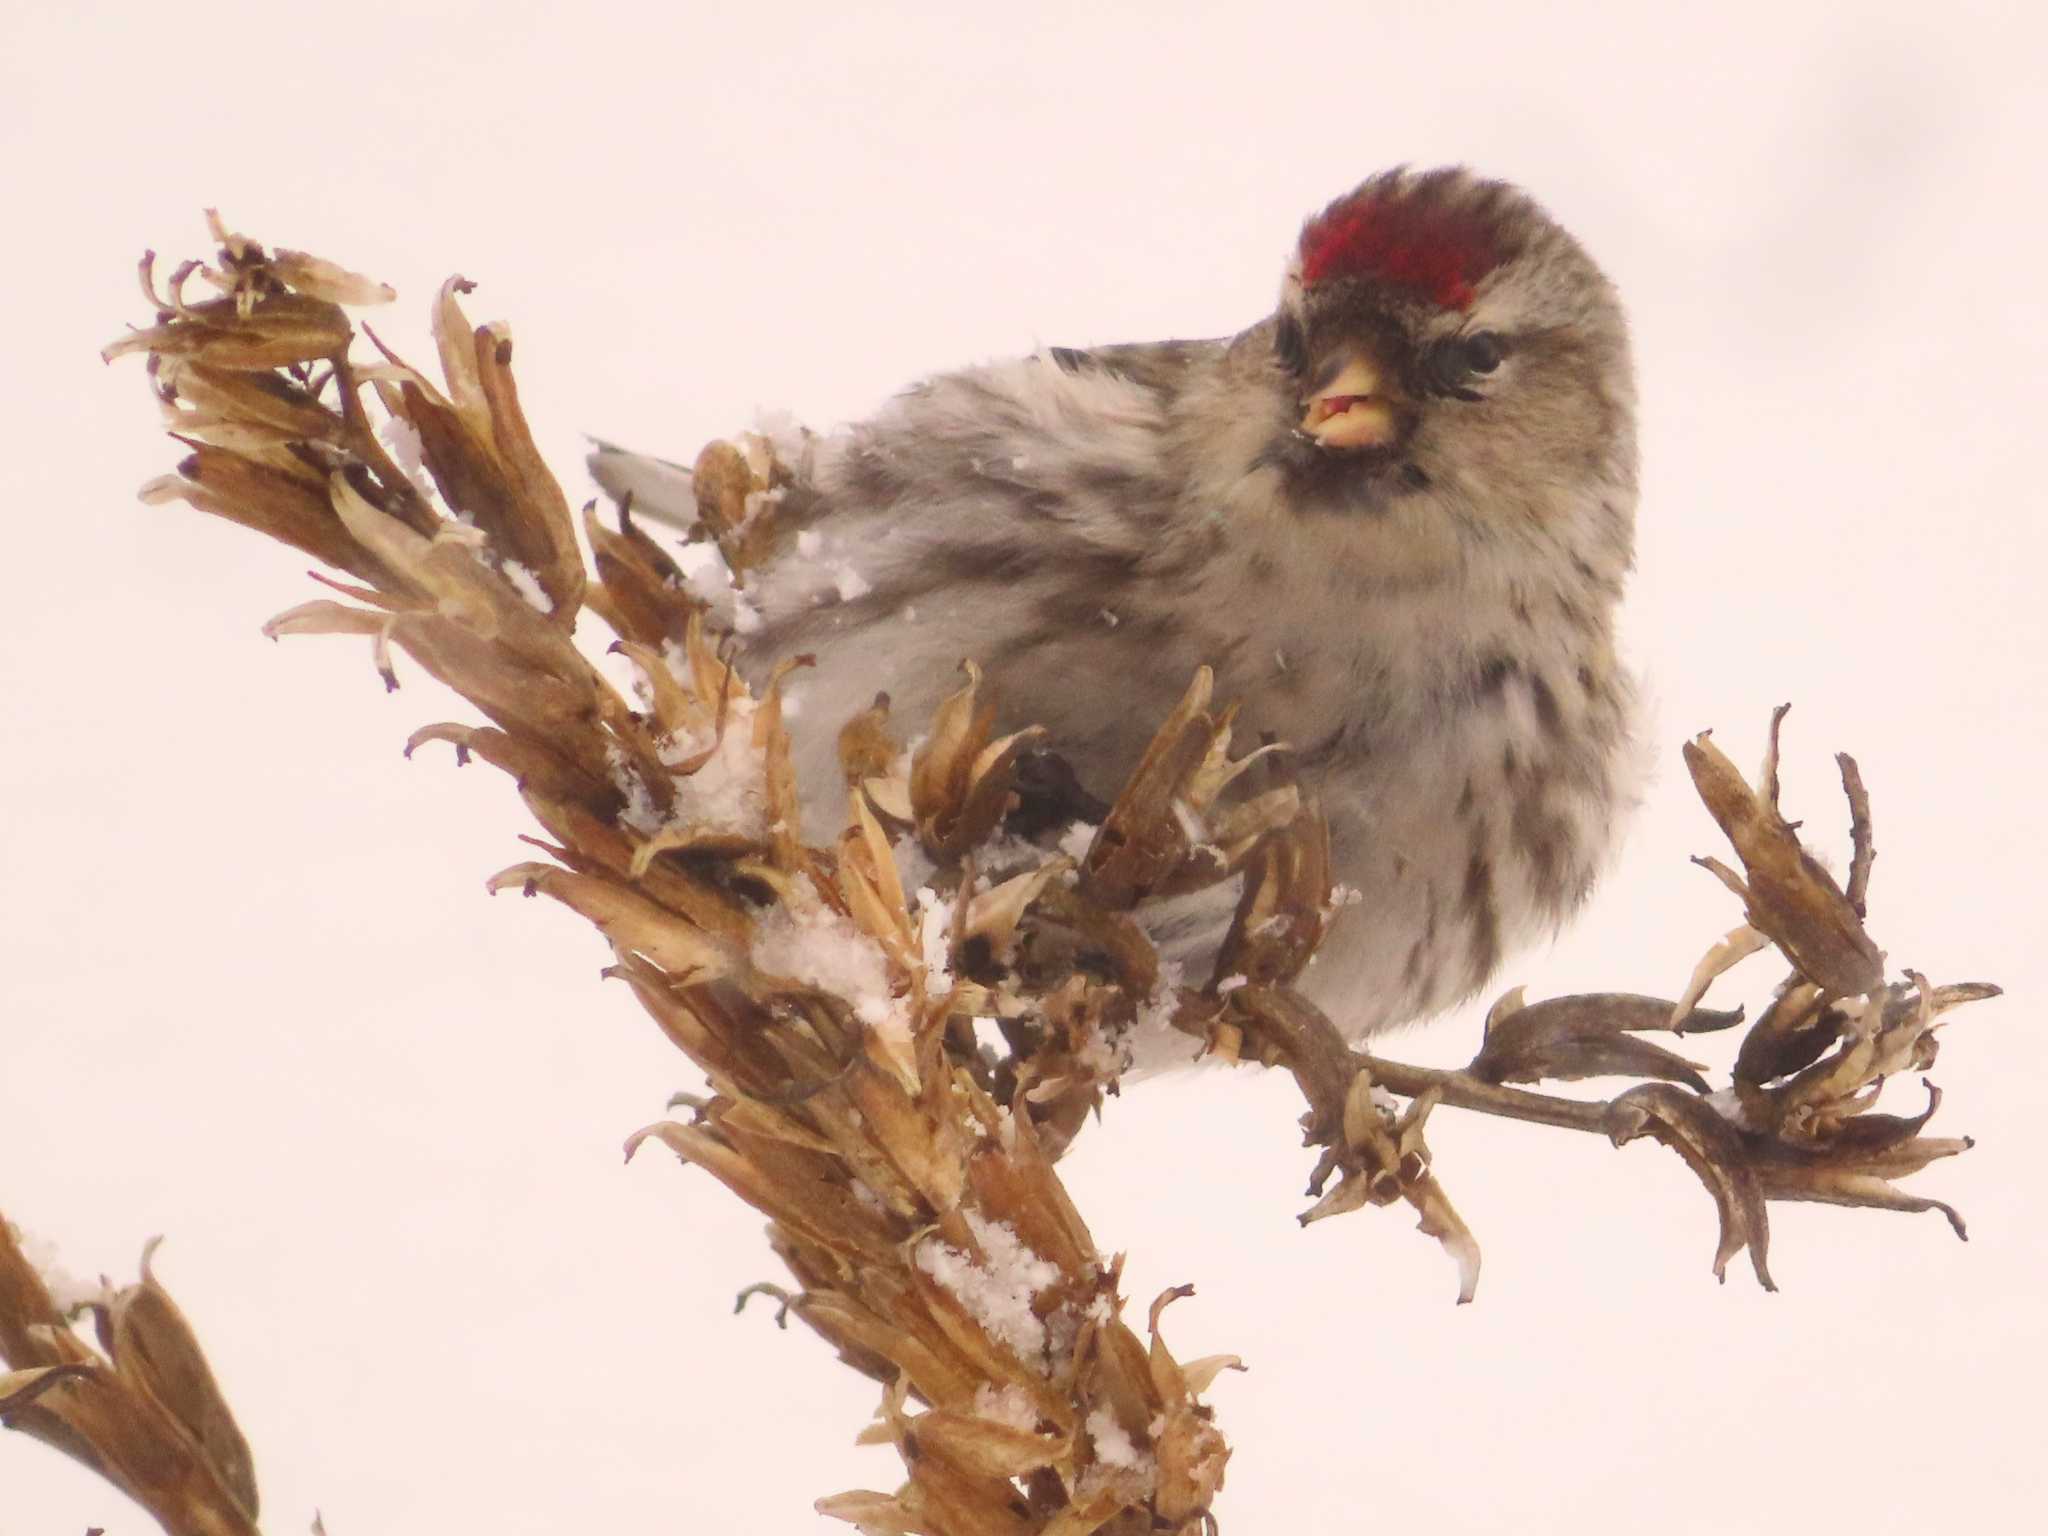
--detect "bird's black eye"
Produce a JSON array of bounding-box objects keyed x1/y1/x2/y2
[
  {"x1": 1425, "y1": 331, "x2": 1506, "y2": 398},
  {"x1": 1274, "y1": 313, "x2": 1308, "y2": 376},
  {"x1": 1460, "y1": 331, "x2": 1503, "y2": 374}
]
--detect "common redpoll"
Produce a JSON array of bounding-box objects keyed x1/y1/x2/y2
[{"x1": 591, "y1": 166, "x2": 1638, "y2": 1051}]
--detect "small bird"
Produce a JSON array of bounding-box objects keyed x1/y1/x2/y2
[{"x1": 592, "y1": 166, "x2": 1639, "y2": 1049}]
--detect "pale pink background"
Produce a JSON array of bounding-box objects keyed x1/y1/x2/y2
[{"x1": 4, "y1": 3, "x2": 2044, "y2": 1532}]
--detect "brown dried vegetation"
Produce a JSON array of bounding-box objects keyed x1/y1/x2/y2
[{"x1": 0, "y1": 219, "x2": 1997, "y2": 1536}]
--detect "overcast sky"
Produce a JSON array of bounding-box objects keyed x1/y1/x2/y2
[{"x1": 4, "y1": 3, "x2": 2044, "y2": 1532}]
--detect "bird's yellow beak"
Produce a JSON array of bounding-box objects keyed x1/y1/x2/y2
[{"x1": 1300, "y1": 355, "x2": 1398, "y2": 449}]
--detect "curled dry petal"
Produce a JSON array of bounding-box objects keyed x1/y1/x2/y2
[
  {"x1": 815, "y1": 1489, "x2": 922, "y2": 1534},
  {"x1": 1608, "y1": 1084, "x2": 1774, "y2": 1290},
  {"x1": 582, "y1": 500, "x2": 698, "y2": 648},
  {"x1": 1297, "y1": 1070, "x2": 1481, "y2": 1302},
  {"x1": 1471, "y1": 991, "x2": 1726, "y2": 1092},
  {"x1": 143, "y1": 447, "x2": 399, "y2": 590},
  {"x1": 1209, "y1": 802, "x2": 1332, "y2": 990},
  {"x1": 1669, "y1": 923, "x2": 1772, "y2": 1028},
  {"x1": 837, "y1": 692, "x2": 901, "y2": 789},
  {"x1": 961, "y1": 861, "x2": 1067, "y2": 961},
  {"x1": 625, "y1": 1123, "x2": 895, "y2": 1269},
  {"x1": 103, "y1": 293, "x2": 353, "y2": 369},
  {"x1": 102, "y1": 1240, "x2": 259, "y2": 1518},
  {"x1": 910, "y1": 663, "x2": 1044, "y2": 859},
  {"x1": 471, "y1": 319, "x2": 586, "y2": 618},
  {"x1": 163, "y1": 360, "x2": 340, "y2": 442},
  {"x1": 488, "y1": 862, "x2": 736, "y2": 982},
  {"x1": 1178, "y1": 1354, "x2": 1248, "y2": 1396},
  {"x1": 907, "y1": 1408, "x2": 1068, "y2": 1480},
  {"x1": 1734, "y1": 978, "x2": 1835, "y2": 1086},
  {"x1": 431, "y1": 277, "x2": 491, "y2": 443},
  {"x1": 1748, "y1": 1084, "x2": 1974, "y2": 1236},
  {"x1": 268, "y1": 248, "x2": 396, "y2": 306}
]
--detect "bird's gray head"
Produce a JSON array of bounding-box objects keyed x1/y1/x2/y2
[{"x1": 1262, "y1": 166, "x2": 1635, "y2": 541}]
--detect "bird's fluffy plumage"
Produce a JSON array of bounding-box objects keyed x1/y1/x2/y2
[{"x1": 591, "y1": 166, "x2": 1641, "y2": 1057}]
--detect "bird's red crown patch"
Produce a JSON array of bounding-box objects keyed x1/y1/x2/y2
[{"x1": 1298, "y1": 183, "x2": 1501, "y2": 311}]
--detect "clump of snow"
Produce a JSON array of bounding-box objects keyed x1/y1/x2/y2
[
  {"x1": 1215, "y1": 974, "x2": 1247, "y2": 996},
  {"x1": 966, "y1": 830, "x2": 1055, "y2": 878},
  {"x1": 613, "y1": 698, "x2": 770, "y2": 843},
  {"x1": 1135, "y1": 958, "x2": 1187, "y2": 1038},
  {"x1": 6, "y1": 1222, "x2": 103, "y2": 1313},
  {"x1": 1328, "y1": 883, "x2": 1364, "y2": 909},
  {"x1": 1058, "y1": 820, "x2": 1097, "y2": 863},
  {"x1": 608, "y1": 646, "x2": 656, "y2": 709},
  {"x1": 915, "y1": 1211, "x2": 1062, "y2": 1362},
  {"x1": 730, "y1": 590, "x2": 763, "y2": 635},
  {"x1": 500, "y1": 559, "x2": 552, "y2": 614},
  {"x1": 1075, "y1": 1018, "x2": 1129, "y2": 1077},
  {"x1": 751, "y1": 407, "x2": 814, "y2": 480},
  {"x1": 917, "y1": 888, "x2": 956, "y2": 991},
  {"x1": 788, "y1": 522, "x2": 871, "y2": 603},
  {"x1": 971, "y1": 1015, "x2": 1009, "y2": 1059},
  {"x1": 1833, "y1": 994, "x2": 1881, "y2": 1040},
  {"x1": 433, "y1": 518, "x2": 489, "y2": 550},
  {"x1": 1087, "y1": 1406, "x2": 1148, "y2": 1471},
  {"x1": 1043, "y1": 1299, "x2": 1084, "y2": 1366},
  {"x1": 974, "y1": 1382, "x2": 1041, "y2": 1434},
  {"x1": 1703, "y1": 1086, "x2": 1752, "y2": 1127},
  {"x1": 751, "y1": 878, "x2": 901, "y2": 1033},
  {"x1": 377, "y1": 415, "x2": 442, "y2": 506},
  {"x1": 670, "y1": 715, "x2": 769, "y2": 837},
  {"x1": 606, "y1": 741, "x2": 665, "y2": 837},
  {"x1": 829, "y1": 561, "x2": 872, "y2": 602},
  {"x1": 670, "y1": 539, "x2": 729, "y2": 594}
]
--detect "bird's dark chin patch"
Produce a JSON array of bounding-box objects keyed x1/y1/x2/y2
[{"x1": 1255, "y1": 432, "x2": 1428, "y2": 516}]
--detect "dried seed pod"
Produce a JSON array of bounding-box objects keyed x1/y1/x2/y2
[
  {"x1": 1682, "y1": 712, "x2": 1885, "y2": 997},
  {"x1": 909, "y1": 662, "x2": 1044, "y2": 859}
]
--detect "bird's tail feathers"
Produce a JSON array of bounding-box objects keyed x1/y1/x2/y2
[{"x1": 586, "y1": 438, "x2": 699, "y2": 533}]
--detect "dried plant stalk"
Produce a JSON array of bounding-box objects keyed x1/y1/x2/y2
[{"x1": 1, "y1": 215, "x2": 2000, "y2": 1536}]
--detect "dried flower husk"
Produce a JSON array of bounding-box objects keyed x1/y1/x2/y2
[
  {"x1": 910, "y1": 662, "x2": 1045, "y2": 860},
  {"x1": 690, "y1": 435, "x2": 796, "y2": 578},
  {"x1": 1472, "y1": 989, "x2": 1730, "y2": 1092},
  {"x1": 1075, "y1": 668, "x2": 1291, "y2": 909},
  {"x1": 1682, "y1": 709, "x2": 1885, "y2": 997},
  {"x1": 1207, "y1": 800, "x2": 1332, "y2": 991},
  {"x1": 0, "y1": 1225, "x2": 260, "y2": 1535}
]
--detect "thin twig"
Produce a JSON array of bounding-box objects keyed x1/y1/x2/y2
[{"x1": 1838, "y1": 752, "x2": 1875, "y2": 917}]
